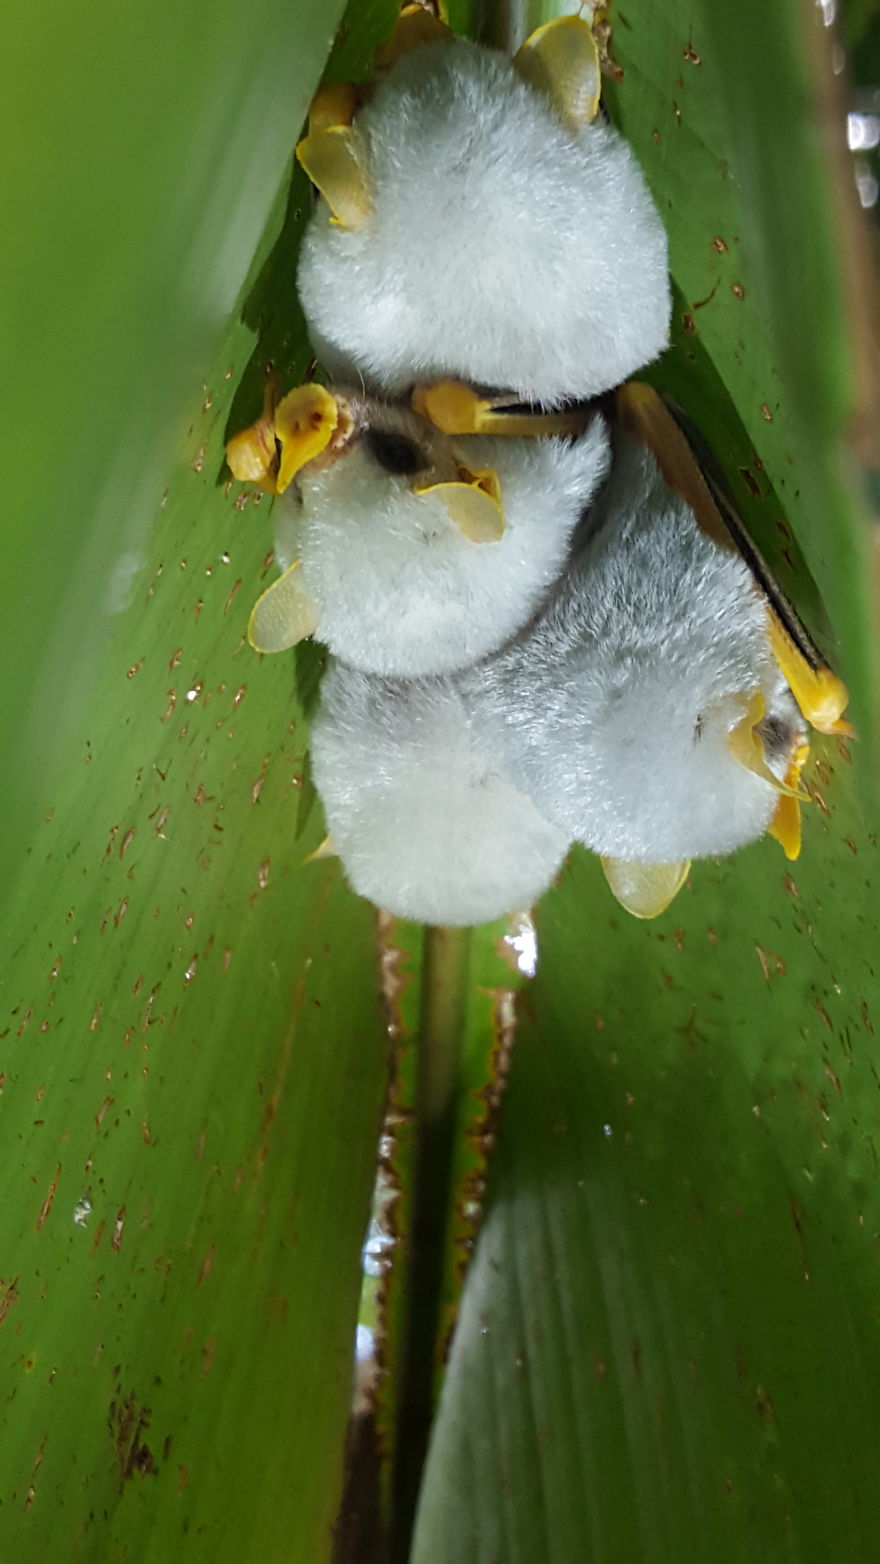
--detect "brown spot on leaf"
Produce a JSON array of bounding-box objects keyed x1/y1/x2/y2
[
  {"x1": 111, "y1": 1206, "x2": 126, "y2": 1252},
  {"x1": 755, "y1": 1385, "x2": 775, "y2": 1421},
  {"x1": 812, "y1": 998, "x2": 833, "y2": 1032},
  {"x1": 197, "y1": 1243, "x2": 216, "y2": 1286},
  {"x1": 36, "y1": 1165, "x2": 61, "y2": 1231},
  {"x1": 0, "y1": 1278, "x2": 20, "y2": 1327},
  {"x1": 682, "y1": 42, "x2": 701, "y2": 63},
  {"x1": 109, "y1": 1391, "x2": 157, "y2": 1486}
]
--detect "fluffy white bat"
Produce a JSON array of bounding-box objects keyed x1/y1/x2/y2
[
  {"x1": 461, "y1": 395, "x2": 828, "y2": 916},
  {"x1": 232, "y1": 383, "x2": 610, "y2": 679},
  {"x1": 295, "y1": 14, "x2": 670, "y2": 411},
  {"x1": 310, "y1": 659, "x2": 571, "y2": 926}
]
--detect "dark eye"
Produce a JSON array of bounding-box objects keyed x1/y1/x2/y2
[
  {"x1": 364, "y1": 429, "x2": 427, "y2": 476},
  {"x1": 756, "y1": 712, "x2": 794, "y2": 759}
]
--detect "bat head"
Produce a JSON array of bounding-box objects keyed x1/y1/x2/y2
[
  {"x1": 296, "y1": 36, "x2": 669, "y2": 404},
  {"x1": 248, "y1": 385, "x2": 610, "y2": 678}
]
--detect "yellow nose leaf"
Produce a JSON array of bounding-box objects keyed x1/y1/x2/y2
[
  {"x1": 273, "y1": 384, "x2": 339, "y2": 494},
  {"x1": 412, "y1": 380, "x2": 589, "y2": 439},
  {"x1": 416, "y1": 468, "x2": 505, "y2": 543},
  {"x1": 767, "y1": 795, "x2": 802, "y2": 860},
  {"x1": 601, "y1": 858, "x2": 691, "y2": 919},
  {"x1": 247, "y1": 562, "x2": 320, "y2": 654},
  {"x1": 766, "y1": 741, "x2": 810, "y2": 859},
  {"x1": 513, "y1": 15, "x2": 602, "y2": 129},
  {"x1": 295, "y1": 126, "x2": 372, "y2": 229}
]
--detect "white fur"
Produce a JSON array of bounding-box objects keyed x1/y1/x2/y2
[
  {"x1": 297, "y1": 39, "x2": 670, "y2": 403},
  {"x1": 310, "y1": 661, "x2": 571, "y2": 925},
  {"x1": 465, "y1": 438, "x2": 806, "y2": 863},
  {"x1": 279, "y1": 398, "x2": 610, "y2": 677}
]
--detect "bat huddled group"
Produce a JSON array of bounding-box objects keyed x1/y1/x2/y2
[{"x1": 227, "y1": 6, "x2": 850, "y2": 924}]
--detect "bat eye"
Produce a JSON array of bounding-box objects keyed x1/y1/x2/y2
[
  {"x1": 755, "y1": 712, "x2": 793, "y2": 760},
  {"x1": 364, "y1": 429, "x2": 428, "y2": 476}
]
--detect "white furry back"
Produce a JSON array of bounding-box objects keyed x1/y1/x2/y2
[
  {"x1": 297, "y1": 39, "x2": 669, "y2": 403},
  {"x1": 311, "y1": 661, "x2": 571, "y2": 925},
  {"x1": 466, "y1": 439, "x2": 804, "y2": 862}
]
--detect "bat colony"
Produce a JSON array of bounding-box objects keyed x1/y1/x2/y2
[{"x1": 227, "y1": 7, "x2": 851, "y2": 925}]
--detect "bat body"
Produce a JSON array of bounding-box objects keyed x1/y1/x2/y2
[
  {"x1": 253, "y1": 390, "x2": 610, "y2": 678},
  {"x1": 297, "y1": 35, "x2": 669, "y2": 405},
  {"x1": 464, "y1": 433, "x2": 807, "y2": 866},
  {"x1": 310, "y1": 659, "x2": 571, "y2": 925}
]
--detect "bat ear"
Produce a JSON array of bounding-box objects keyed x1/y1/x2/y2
[
  {"x1": 302, "y1": 834, "x2": 337, "y2": 866},
  {"x1": 307, "y1": 81, "x2": 361, "y2": 134},
  {"x1": 414, "y1": 466, "x2": 505, "y2": 543},
  {"x1": 296, "y1": 124, "x2": 372, "y2": 229},
  {"x1": 273, "y1": 384, "x2": 340, "y2": 493},
  {"x1": 764, "y1": 609, "x2": 854, "y2": 736},
  {"x1": 226, "y1": 373, "x2": 282, "y2": 490},
  {"x1": 412, "y1": 380, "x2": 590, "y2": 439},
  {"x1": 600, "y1": 857, "x2": 690, "y2": 919},
  {"x1": 512, "y1": 15, "x2": 602, "y2": 129},
  {"x1": 375, "y1": 2, "x2": 454, "y2": 68},
  {"x1": 248, "y1": 562, "x2": 320, "y2": 653}
]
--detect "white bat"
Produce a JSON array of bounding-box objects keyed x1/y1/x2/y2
[
  {"x1": 294, "y1": 13, "x2": 670, "y2": 417},
  {"x1": 229, "y1": 382, "x2": 610, "y2": 678},
  {"x1": 309, "y1": 658, "x2": 571, "y2": 926},
  {"x1": 460, "y1": 385, "x2": 850, "y2": 917}
]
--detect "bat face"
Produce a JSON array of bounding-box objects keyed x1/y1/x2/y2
[
  {"x1": 310, "y1": 661, "x2": 571, "y2": 926},
  {"x1": 296, "y1": 36, "x2": 669, "y2": 405},
  {"x1": 468, "y1": 437, "x2": 808, "y2": 864},
  {"x1": 256, "y1": 389, "x2": 610, "y2": 678}
]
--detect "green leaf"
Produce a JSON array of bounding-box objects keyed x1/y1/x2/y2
[
  {"x1": 412, "y1": 1, "x2": 880, "y2": 1558},
  {"x1": 0, "y1": 3, "x2": 399, "y2": 1559}
]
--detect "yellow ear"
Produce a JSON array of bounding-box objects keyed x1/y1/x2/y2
[
  {"x1": 247, "y1": 563, "x2": 320, "y2": 654},
  {"x1": 308, "y1": 81, "x2": 360, "y2": 135},
  {"x1": 302, "y1": 834, "x2": 337, "y2": 866},
  {"x1": 513, "y1": 16, "x2": 602, "y2": 129},
  {"x1": 296, "y1": 125, "x2": 372, "y2": 229},
  {"x1": 415, "y1": 467, "x2": 505, "y2": 543},
  {"x1": 601, "y1": 858, "x2": 690, "y2": 919},
  {"x1": 375, "y1": 3, "x2": 454, "y2": 68},
  {"x1": 226, "y1": 374, "x2": 281, "y2": 490},
  {"x1": 765, "y1": 610, "x2": 854, "y2": 737}
]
